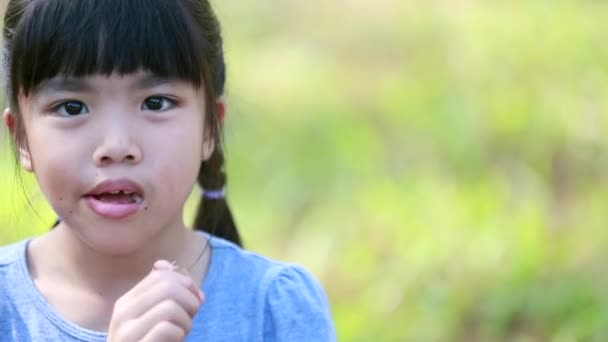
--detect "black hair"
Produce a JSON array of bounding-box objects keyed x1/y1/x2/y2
[{"x1": 3, "y1": 0, "x2": 242, "y2": 246}]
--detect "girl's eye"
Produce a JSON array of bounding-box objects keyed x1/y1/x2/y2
[
  {"x1": 55, "y1": 101, "x2": 88, "y2": 116},
  {"x1": 142, "y1": 96, "x2": 175, "y2": 111}
]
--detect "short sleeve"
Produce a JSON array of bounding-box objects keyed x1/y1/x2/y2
[{"x1": 262, "y1": 265, "x2": 336, "y2": 342}]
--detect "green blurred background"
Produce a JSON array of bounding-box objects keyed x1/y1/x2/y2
[{"x1": 2, "y1": 0, "x2": 608, "y2": 340}]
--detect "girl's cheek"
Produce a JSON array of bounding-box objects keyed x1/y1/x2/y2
[
  {"x1": 35, "y1": 158, "x2": 77, "y2": 214},
  {"x1": 27, "y1": 135, "x2": 83, "y2": 215}
]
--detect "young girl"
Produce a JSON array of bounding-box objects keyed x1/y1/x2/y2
[{"x1": 0, "y1": 0, "x2": 336, "y2": 341}]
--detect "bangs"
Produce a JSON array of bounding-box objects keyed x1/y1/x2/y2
[{"x1": 8, "y1": 0, "x2": 209, "y2": 96}]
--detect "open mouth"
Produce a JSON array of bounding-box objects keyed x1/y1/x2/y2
[
  {"x1": 91, "y1": 190, "x2": 143, "y2": 204},
  {"x1": 85, "y1": 179, "x2": 146, "y2": 219},
  {"x1": 85, "y1": 191, "x2": 144, "y2": 219}
]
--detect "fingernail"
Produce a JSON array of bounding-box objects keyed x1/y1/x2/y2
[
  {"x1": 153, "y1": 259, "x2": 173, "y2": 270},
  {"x1": 198, "y1": 289, "x2": 205, "y2": 303}
]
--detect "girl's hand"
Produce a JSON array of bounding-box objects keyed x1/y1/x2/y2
[{"x1": 108, "y1": 260, "x2": 205, "y2": 342}]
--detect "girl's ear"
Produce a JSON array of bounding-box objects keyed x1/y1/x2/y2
[
  {"x1": 3, "y1": 108, "x2": 16, "y2": 134},
  {"x1": 3, "y1": 108, "x2": 33, "y2": 172},
  {"x1": 201, "y1": 133, "x2": 215, "y2": 162},
  {"x1": 216, "y1": 96, "x2": 227, "y2": 123},
  {"x1": 201, "y1": 97, "x2": 226, "y2": 161}
]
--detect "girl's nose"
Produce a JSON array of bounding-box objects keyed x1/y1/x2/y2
[{"x1": 92, "y1": 135, "x2": 142, "y2": 167}]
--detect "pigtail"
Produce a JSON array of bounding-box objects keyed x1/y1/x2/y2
[{"x1": 194, "y1": 147, "x2": 242, "y2": 247}]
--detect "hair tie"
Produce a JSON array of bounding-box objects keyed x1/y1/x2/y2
[{"x1": 202, "y1": 187, "x2": 226, "y2": 199}]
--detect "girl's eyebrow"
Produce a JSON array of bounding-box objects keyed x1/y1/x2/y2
[
  {"x1": 34, "y1": 78, "x2": 93, "y2": 95},
  {"x1": 32, "y1": 74, "x2": 182, "y2": 96},
  {"x1": 132, "y1": 74, "x2": 183, "y2": 90}
]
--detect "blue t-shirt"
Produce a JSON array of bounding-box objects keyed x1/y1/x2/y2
[{"x1": 0, "y1": 234, "x2": 336, "y2": 341}]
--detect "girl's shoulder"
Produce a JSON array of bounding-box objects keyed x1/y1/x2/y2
[
  {"x1": 197, "y1": 234, "x2": 336, "y2": 341},
  {"x1": 0, "y1": 238, "x2": 29, "y2": 291},
  {"x1": 206, "y1": 234, "x2": 320, "y2": 290},
  {"x1": 0, "y1": 238, "x2": 27, "y2": 268}
]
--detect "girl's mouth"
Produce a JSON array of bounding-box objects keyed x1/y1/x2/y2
[
  {"x1": 91, "y1": 190, "x2": 143, "y2": 204},
  {"x1": 85, "y1": 192, "x2": 144, "y2": 219},
  {"x1": 84, "y1": 179, "x2": 146, "y2": 219}
]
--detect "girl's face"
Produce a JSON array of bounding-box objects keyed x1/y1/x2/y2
[{"x1": 9, "y1": 72, "x2": 213, "y2": 255}]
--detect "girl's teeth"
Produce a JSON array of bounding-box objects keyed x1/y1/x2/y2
[
  {"x1": 107, "y1": 190, "x2": 134, "y2": 195},
  {"x1": 131, "y1": 194, "x2": 143, "y2": 204}
]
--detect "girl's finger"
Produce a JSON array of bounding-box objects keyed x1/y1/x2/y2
[
  {"x1": 117, "y1": 278, "x2": 202, "y2": 320},
  {"x1": 140, "y1": 321, "x2": 186, "y2": 342},
  {"x1": 153, "y1": 259, "x2": 178, "y2": 271},
  {"x1": 131, "y1": 300, "x2": 192, "y2": 340},
  {"x1": 118, "y1": 264, "x2": 201, "y2": 307},
  {"x1": 152, "y1": 262, "x2": 204, "y2": 302},
  {"x1": 149, "y1": 262, "x2": 202, "y2": 298}
]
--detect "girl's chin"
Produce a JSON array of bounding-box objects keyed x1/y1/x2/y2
[
  {"x1": 67, "y1": 223, "x2": 160, "y2": 256},
  {"x1": 59, "y1": 210, "x2": 184, "y2": 256}
]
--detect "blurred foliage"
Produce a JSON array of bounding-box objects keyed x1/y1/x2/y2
[{"x1": 1, "y1": 0, "x2": 608, "y2": 340}]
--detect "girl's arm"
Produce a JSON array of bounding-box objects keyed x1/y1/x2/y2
[{"x1": 263, "y1": 265, "x2": 336, "y2": 342}]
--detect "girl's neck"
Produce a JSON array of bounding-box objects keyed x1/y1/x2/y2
[
  {"x1": 27, "y1": 222, "x2": 207, "y2": 300},
  {"x1": 24, "y1": 222, "x2": 210, "y2": 332}
]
